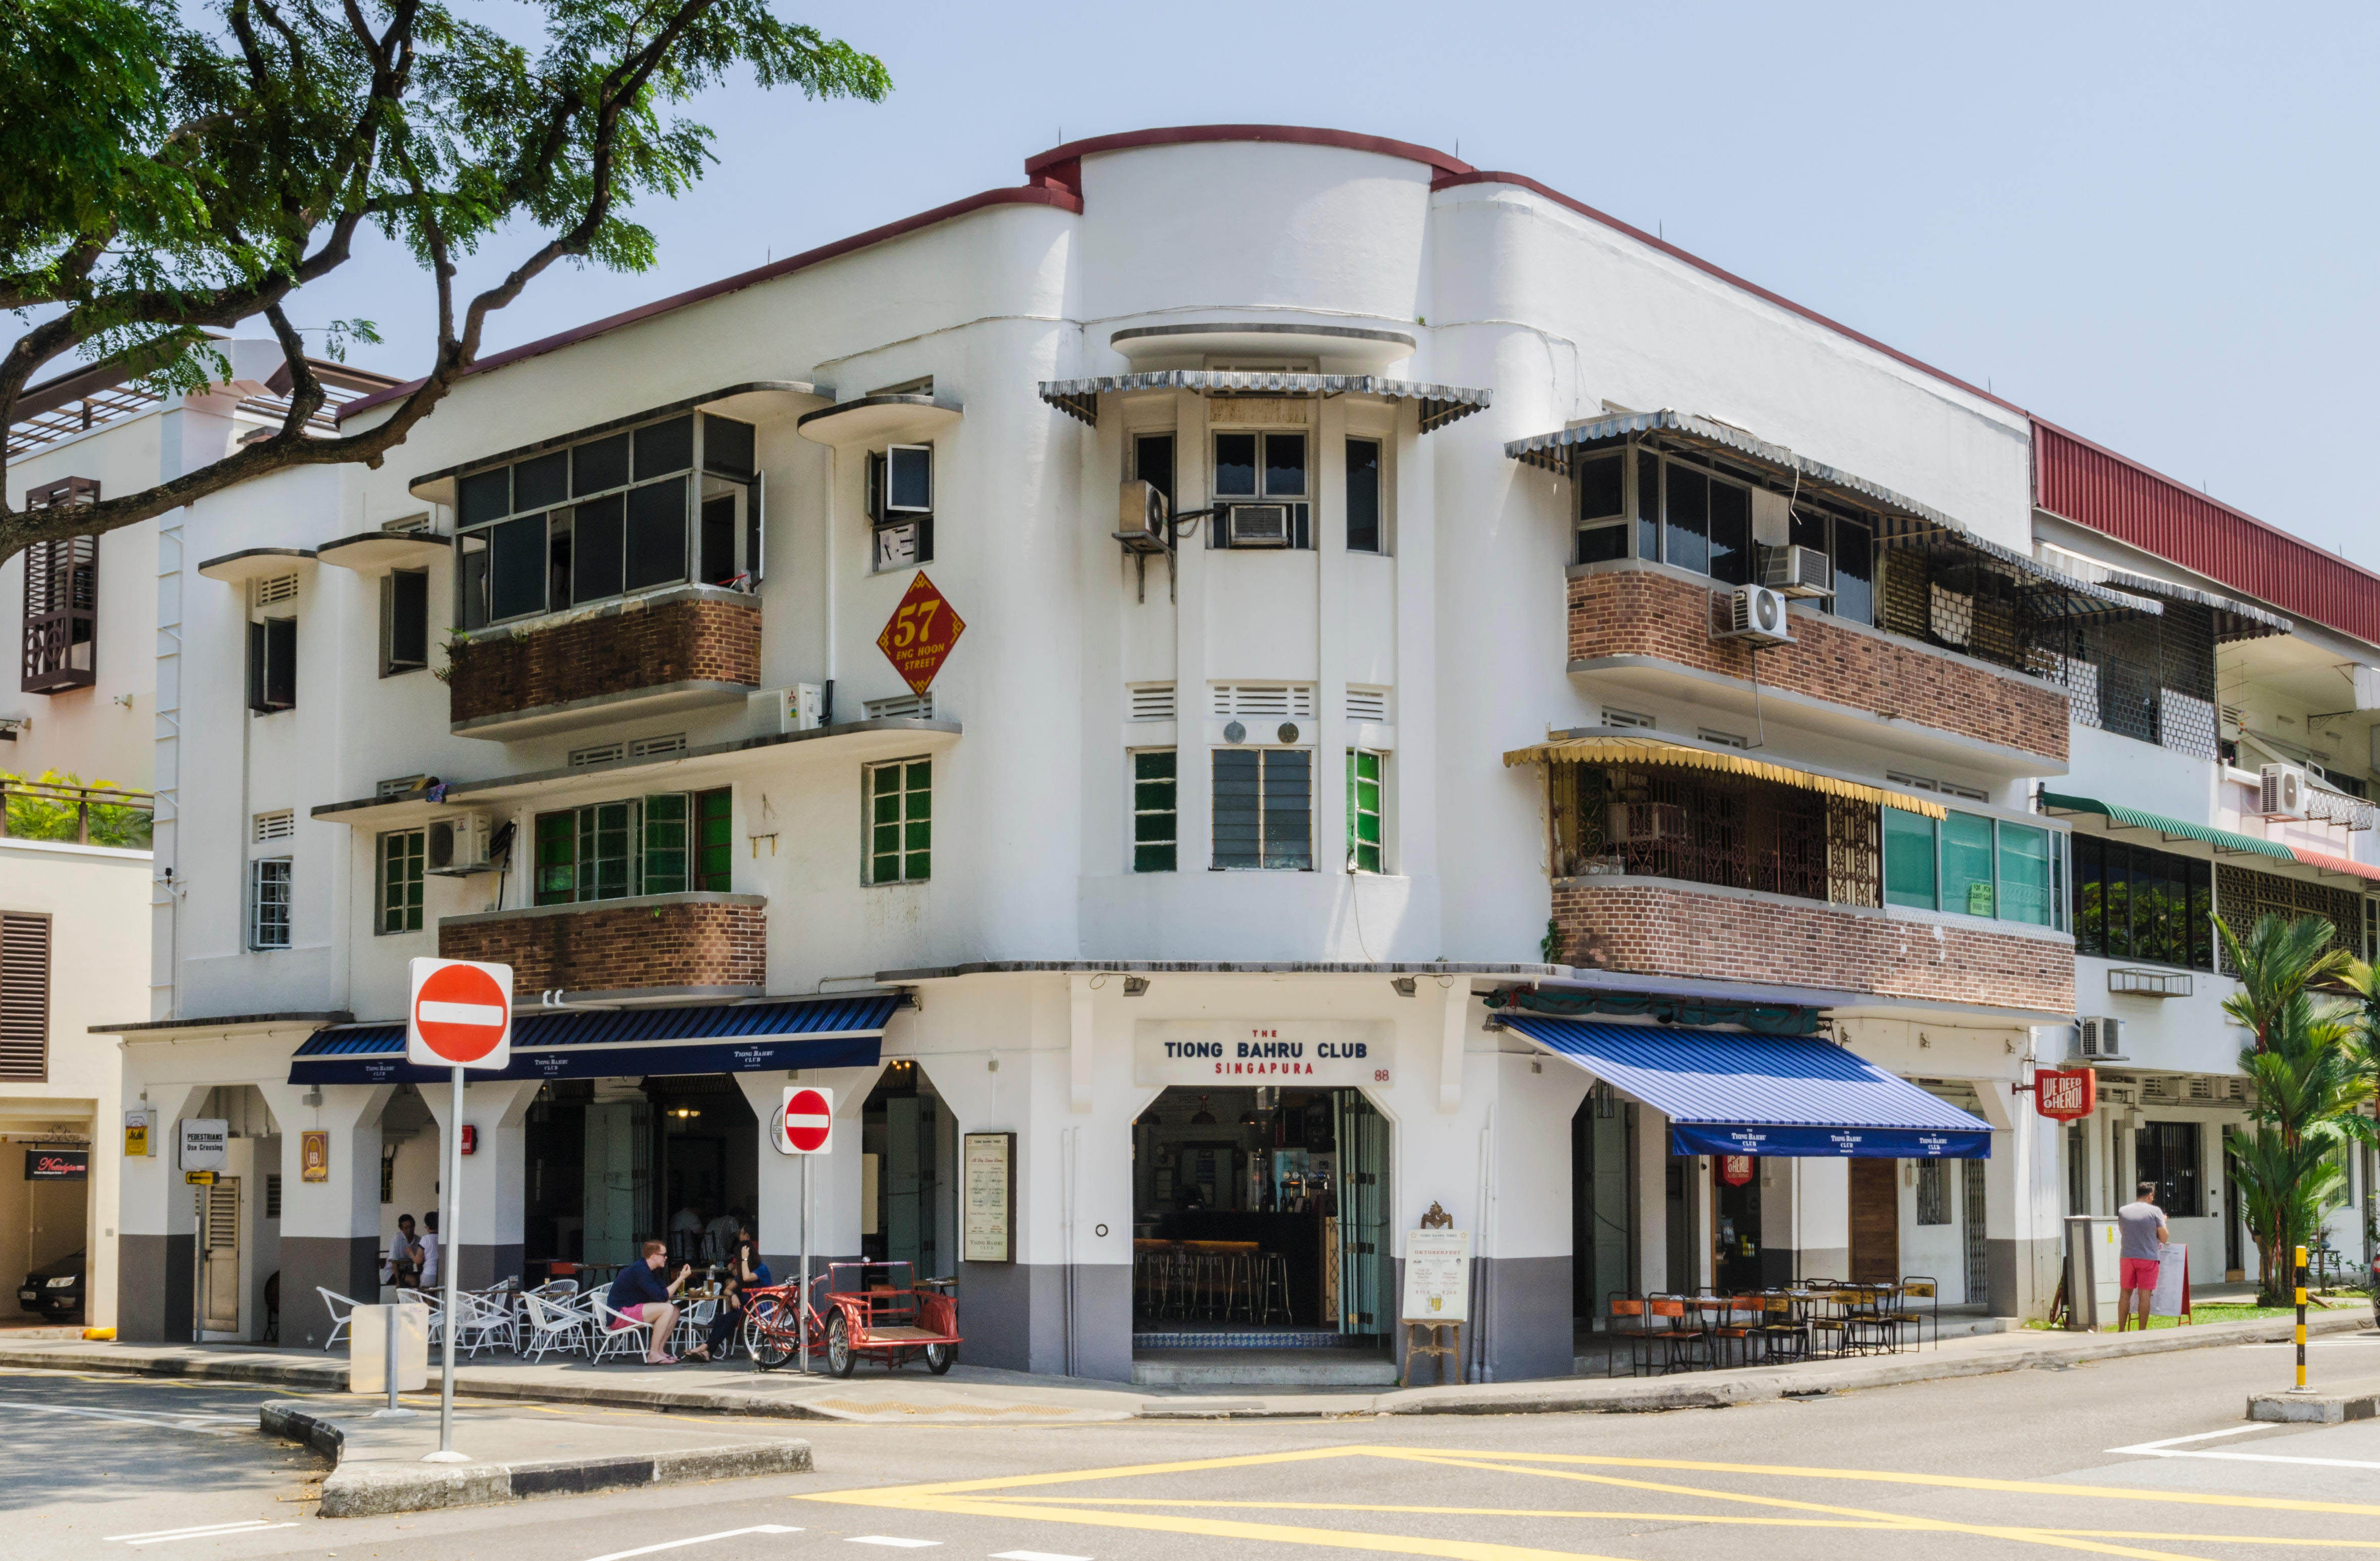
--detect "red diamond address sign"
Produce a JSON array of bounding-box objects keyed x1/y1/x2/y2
[{"x1": 877, "y1": 572, "x2": 966, "y2": 697}]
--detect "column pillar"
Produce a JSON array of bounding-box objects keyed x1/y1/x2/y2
[
  {"x1": 255, "y1": 1082, "x2": 394, "y2": 1345},
  {"x1": 1796, "y1": 1157, "x2": 1852, "y2": 1281},
  {"x1": 114, "y1": 1080, "x2": 211, "y2": 1343},
  {"x1": 736, "y1": 1065, "x2": 886, "y2": 1282},
  {"x1": 1632, "y1": 1105, "x2": 1667, "y2": 1294},
  {"x1": 420, "y1": 1078, "x2": 541, "y2": 1288}
]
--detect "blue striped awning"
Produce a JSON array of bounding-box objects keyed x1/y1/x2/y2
[
  {"x1": 288, "y1": 995, "x2": 902, "y2": 1085},
  {"x1": 1495, "y1": 1015, "x2": 1992, "y2": 1159}
]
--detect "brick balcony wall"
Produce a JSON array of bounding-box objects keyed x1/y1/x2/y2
[
  {"x1": 446, "y1": 588, "x2": 760, "y2": 726},
  {"x1": 1567, "y1": 566, "x2": 2069, "y2": 763},
  {"x1": 1552, "y1": 877, "x2": 2075, "y2": 1014},
  {"x1": 438, "y1": 893, "x2": 767, "y2": 996}
]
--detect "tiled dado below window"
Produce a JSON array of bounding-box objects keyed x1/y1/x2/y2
[
  {"x1": 444, "y1": 585, "x2": 760, "y2": 739},
  {"x1": 1550, "y1": 875, "x2": 2075, "y2": 1015},
  {"x1": 438, "y1": 891, "x2": 766, "y2": 998}
]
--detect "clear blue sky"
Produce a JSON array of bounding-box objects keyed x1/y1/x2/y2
[{"x1": 299, "y1": 0, "x2": 2377, "y2": 563}]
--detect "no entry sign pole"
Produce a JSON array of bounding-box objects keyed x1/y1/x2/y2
[
  {"x1": 405, "y1": 957, "x2": 513, "y2": 1462},
  {"x1": 775, "y1": 1085, "x2": 833, "y2": 1376}
]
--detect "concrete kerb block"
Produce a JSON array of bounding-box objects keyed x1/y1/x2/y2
[
  {"x1": 258, "y1": 1399, "x2": 814, "y2": 1518},
  {"x1": 2248, "y1": 1391, "x2": 2380, "y2": 1425}
]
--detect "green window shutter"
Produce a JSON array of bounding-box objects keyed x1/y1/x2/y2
[
  {"x1": 642, "y1": 792, "x2": 689, "y2": 895},
  {"x1": 694, "y1": 787, "x2": 733, "y2": 890},
  {"x1": 1882, "y1": 807, "x2": 1938, "y2": 910},
  {"x1": 534, "y1": 811, "x2": 577, "y2": 905},
  {"x1": 1346, "y1": 750, "x2": 1382, "y2": 873},
  {"x1": 902, "y1": 760, "x2": 932, "y2": 881},
  {"x1": 1133, "y1": 750, "x2": 1176, "y2": 873}
]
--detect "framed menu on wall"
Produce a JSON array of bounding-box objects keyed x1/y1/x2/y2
[{"x1": 962, "y1": 1131, "x2": 1015, "y2": 1263}]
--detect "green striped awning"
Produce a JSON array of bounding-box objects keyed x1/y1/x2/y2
[{"x1": 2039, "y1": 792, "x2": 2293, "y2": 860}]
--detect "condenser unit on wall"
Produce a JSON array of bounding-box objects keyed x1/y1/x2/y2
[
  {"x1": 2073, "y1": 1015, "x2": 2127, "y2": 1061},
  {"x1": 1714, "y1": 584, "x2": 1793, "y2": 646},
  {"x1": 1760, "y1": 545, "x2": 1834, "y2": 598},
  {"x1": 1116, "y1": 479, "x2": 1169, "y2": 552},
  {"x1": 426, "y1": 811, "x2": 499, "y2": 875},
  {"x1": 2258, "y1": 763, "x2": 2309, "y2": 820}
]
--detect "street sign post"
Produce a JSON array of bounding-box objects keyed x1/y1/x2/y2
[
  {"x1": 406, "y1": 957, "x2": 512, "y2": 1461},
  {"x1": 776, "y1": 1086, "x2": 833, "y2": 1371}
]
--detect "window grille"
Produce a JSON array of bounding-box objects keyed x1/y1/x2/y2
[
  {"x1": 1212, "y1": 748, "x2": 1313, "y2": 870},
  {"x1": 375, "y1": 775, "x2": 430, "y2": 799},
  {"x1": 629, "y1": 733, "x2": 686, "y2": 760},
  {"x1": 250, "y1": 858, "x2": 292, "y2": 949},
  {"x1": 1129, "y1": 683, "x2": 1177, "y2": 722},
  {"x1": 864, "y1": 693, "x2": 933, "y2": 720},
  {"x1": 20, "y1": 476, "x2": 99, "y2": 695},
  {"x1": 1915, "y1": 1159, "x2": 1949, "y2": 1224},
  {"x1": 568, "y1": 741, "x2": 625, "y2": 769},
  {"x1": 253, "y1": 810, "x2": 295, "y2": 843},
  {"x1": 1210, "y1": 683, "x2": 1315, "y2": 719},
  {"x1": 1601, "y1": 708, "x2": 1656, "y2": 731},
  {"x1": 1345, "y1": 686, "x2": 1390, "y2": 724},
  {"x1": 2215, "y1": 863, "x2": 2362, "y2": 973},
  {"x1": 1132, "y1": 750, "x2": 1176, "y2": 872},
  {"x1": 0, "y1": 913, "x2": 50, "y2": 1081},
  {"x1": 265, "y1": 1174, "x2": 282, "y2": 1219},
  {"x1": 378, "y1": 829, "x2": 425, "y2": 934},
  {"x1": 256, "y1": 573, "x2": 301, "y2": 606},
  {"x1": 864, "y1": 759, "x2": 932, "y2": 883},
  {"x1": 1696, "y1": 728, "x2": 1748, "y2": 750}
]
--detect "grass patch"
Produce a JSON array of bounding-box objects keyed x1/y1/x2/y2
[{"x1": 2023, "y1": 1299, "x2": 2357, "y2": 1331}]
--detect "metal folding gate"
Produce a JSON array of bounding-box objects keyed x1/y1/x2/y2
[{"x1": 1334, "y1": 1092, "x2": 1391, "y2": 1337}]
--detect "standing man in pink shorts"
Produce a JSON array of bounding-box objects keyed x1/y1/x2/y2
[{"x1": 2116, "y1": 1181, "x2": 2170, "y2": 1330}]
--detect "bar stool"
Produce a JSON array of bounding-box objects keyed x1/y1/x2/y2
[{"x1": 1255, "y1": 1252, "x2": 1293, "y2": 1326}]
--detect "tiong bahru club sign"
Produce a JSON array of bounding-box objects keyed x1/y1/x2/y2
[{"x1": 1134, "y1": 1019, "x2": 1394, "y2": 1090}]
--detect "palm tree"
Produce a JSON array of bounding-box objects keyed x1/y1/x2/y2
[{"x1": 2217, "y1": 916, "x2": 2374, "y2": 1303}]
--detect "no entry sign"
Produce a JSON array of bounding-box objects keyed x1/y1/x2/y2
[
  {"x1": 406, "y1": 957, "x2": 514, "y2": 1069},
  {"x1": 777, "y1": 1086, "x2": 834, "y2": 1155}
]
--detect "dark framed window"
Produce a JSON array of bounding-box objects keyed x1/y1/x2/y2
[
  {"x1": 532, "y1": 786, "x2": 730, "y2": 905},
  {"x1": 250, "y1": 858, "x2": 292, "y2": 949},
  {"x1": 2136, "y1": 1120, "x2": 2204, "y2": 1217},
  {"x1": 866, "y1": 445, "x2": 934, "y2": 571},
  {"x1": 865, "y1": 758, "x2": 932, "y2": 884},
  {"x1": 1210, "y1": 431, "x2": 1311, "y2": 549},
  {"x1": 1916, "y1": 1159, "x2": 1950, "y2": 1224},
  {"x1": 1346, "y1": 438, "x2": 1383, "y2": 553},
  {"x1": 1664, "y1": 463, "x2": 1709, "y2": 574},
  {"x1": 2070, "y1": 834, "x2": 2212, "y2": 970},
  {"x1": 377, "y1": 830, "x2": 424, "y2": 934},
  {"x1": 382, "y1": 569, "x2": 429, "y2": 675},
  {"x1": 1576, "y1": 450, "x2": 1626, "y2": 564},
  {"x1": 1133, "y1": 433, "x2": 1176, "y2": 513},
  {"x1": 1132, "y1": 750, "x2": 1176, "y2": 873},
  {"x1": 247, "y1": 617, "x2": 297, "y2": 713},
  {"x1": 1212, "y1": 748, "x2": 1312, "y2": 870}
]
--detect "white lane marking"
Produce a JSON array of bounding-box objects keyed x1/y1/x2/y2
[
  {"x1": 108, "y1": 1521, "x2": 299, "y2": 1545},
  {"x1": 585, "y1": 1526, "x2": 800, "y2": 1561},
  {"x1": 2107, "y1": 1423, "x2": 2287, "y2": 1453},
  {"x1": 993, "y1": 1552, "x2": 1094, "y2": 1560},
  {"x1": 845, "y1": 1541, "x2": 941, "y2": 1550},
  {"x1": 0, "y1": 1399, "x2": 247, "y2": 1433}
]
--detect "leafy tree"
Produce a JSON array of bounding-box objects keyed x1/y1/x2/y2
[
  {"x1": 0, "y1": 0, "x2": 888, "y2": 561},
  {"x1": 0, "y1": 768, "x2": 151, "y2": 846},
  {"x1": 2217, "y1": 915, "x2": 2374, "y2": 1303}
]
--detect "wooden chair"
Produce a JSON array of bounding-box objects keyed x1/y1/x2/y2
[
  {"x1": 1886, "y1": 1277, "x2": 1939, "y2": 1351},
  {"x1": 1649, "y1": 1295, "x2": 1708, "y2": 1373},
  {"x1": 1710, "y1": 1293, "x2": 1765, "y2": 1367},
  {"x1": 1756, "y1": 1292, "x2": 1807, "y2": 1362},
  {"x1": 1604, "y1": 1294, "x2": 1652, "y2": 1378}
]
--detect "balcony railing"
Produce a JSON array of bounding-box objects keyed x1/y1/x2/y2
[
  {"x1": 438, "y1": 891, "x2": 766, "y2": 998},
  {"x1": 0, "y1": 776, "x2": 153, "y2": 848},
  {"x1": 443, "y1": 585, "x2": 761, "y2": 739}
]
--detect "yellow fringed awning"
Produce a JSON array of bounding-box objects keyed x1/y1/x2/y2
[{"x1": 1501, "y1": 735, "x2": 1948, "y2": 820}]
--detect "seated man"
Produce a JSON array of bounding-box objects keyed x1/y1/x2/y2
[{"x1": 605, "y1": 1240, "x2": 691, "y2": 1364}]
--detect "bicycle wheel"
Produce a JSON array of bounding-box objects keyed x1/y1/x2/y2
[
  {"x1": 924, "y1": 1340, "x2": 956, "y2": 1375},
  {"x1": 826, "y1": 1311, "x2": 856, "y2": 1377},
  {"x1": 746, "y1": 1295, "x2": 793, "y2": 1371}
]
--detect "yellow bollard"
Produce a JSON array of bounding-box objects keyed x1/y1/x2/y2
[{"x1": 2293, "y1": 1245, "x2": 2310, "y2": 1394}]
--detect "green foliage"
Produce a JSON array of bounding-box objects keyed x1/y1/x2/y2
[
  {"x1": 1540, "y1": 916, "x2": 1563, "y2": 965},
  {"x1": 2215, "y1": 914, "x2": 2375, "y2": 1304},
  {"x1": 0, "y1": 768, "x2": 153, "y2": 847},
  {"x1": 0, "y1": 0, "x2": 889, "y2": 556}
]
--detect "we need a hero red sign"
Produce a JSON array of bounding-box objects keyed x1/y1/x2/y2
[{"x1": 2034, "y1": 1068, "x2": 2096, "y2": 1121}]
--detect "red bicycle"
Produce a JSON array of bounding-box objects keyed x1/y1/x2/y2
[{"x1": 743, "y1": 1261, "x2": 960, "y2": 1376}]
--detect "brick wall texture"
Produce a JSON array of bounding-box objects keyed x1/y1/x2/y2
[
  {"x1": 448, "y1": 593, "x2": 760, "y2": 725},
  {"x1": 439, "y1": 898, "x2": 766, "y2": 996},
  {"x1": 1568, "y1": 567, "x2": 2069, "y2": 763},
  {"x1": 1553, "y1": 878, "x2": 2075, "y2": 1014}
]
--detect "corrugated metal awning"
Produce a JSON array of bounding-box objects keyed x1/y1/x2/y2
[
  {"x1": 289, "y1": 994, "x2": 905, "y2": 1085},
  {"x1": 1502, "y1": 733, "x2": 1947, "y2": 820},
  {"x1": 1506, "y1": 409, "x2": 2154, "y2": 622},
  {"x1": 2287, "y1": 845, "x2": 2380, "y2": 886},
  {"x1": 1037, "y1": 371, "x2": 1491, "y2": 432},
  {"x1": 2039, "y1": 792, "x2": 2293, "y2": 860},
  {"x1": 1493, "y1": 1016, "x2": 1993, "y2": 1158}
]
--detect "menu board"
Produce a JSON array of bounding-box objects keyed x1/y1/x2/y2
[
  {"x1": 962, "y1": 1131, "x2": 1015, "y2": 1263},
  {"x1": 1401, "y1": 1228, "x2": 1471, "y2": 1323}
]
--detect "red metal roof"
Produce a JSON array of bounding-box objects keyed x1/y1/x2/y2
[
  {"x1": 2287, "y1": 845, "x2": 2380, "y2": 884},
  {"x1": 2033, "y1": 419, "x2": 2380, "y2": 648}
]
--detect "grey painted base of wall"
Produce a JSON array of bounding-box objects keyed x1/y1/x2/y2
[
  {"x1": 280, "y1": 1236, "x2": 384, "y2": 1349},
  {"x1": 118, "y1": 1233, "x2": 194, "y2": 1344},
  {"x1": 1392, "y1": 1256, "x2": 1576, "y2": 1385},
  {"x1": 960, "y1": 1261, "x2": 1132, "y2": 1381},
  {"x1": 456, "y1": 1243, "x2": 526, "y2": 1292},
  {"x1": 1990, "y1": 1236, "x2": 2061, "y2": 1320}
]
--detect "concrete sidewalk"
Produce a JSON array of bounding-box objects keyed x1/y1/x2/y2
[
  {"x1": 262, "y1": 1394, "x2": 812, "y2": 1517},
  {"x1": 6, "y1": 1305, "x2": 2369, "y2": 1424}
]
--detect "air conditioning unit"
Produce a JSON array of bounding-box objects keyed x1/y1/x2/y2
[
  {"x1": 2073, "y1": 1016, "x2": 2127, "y2": 1061},
  {"x1": 1222, "y1": 503, "x2": 1291, "y2": 548},
  {"x1": 2258, "y1": 763, "x2": 2309, "y2": 820},
  {"x1": 778, "y1": 683, "x2": 824, "y2": 734},
  {"x1": 1715, "y1": 584, "x2": 1793, "y2": 647},
  {"x1": 1760, "y1": 545, "x2": 1834, "y2": 598},
  {"x1": 1606, "y1": 801, "x2": 1686, "y2": 843},
  {"x1": 426, "y1": 811, "x2": 498, "y2": 875},
  {"x1": 1115, "y1": 479, "x2": 1169, "y2": 552}
]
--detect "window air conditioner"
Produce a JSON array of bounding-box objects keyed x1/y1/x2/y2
[
  {"x1": 1760, "y1": 545, "x2": 1834, "y2": 598},
  {"x1": 1116, "y1": 479, "x2": 1169, "y2": 551},
  {"x1": 2074, "y1": 1016, "x2": 2126, "y2": 1061},
  {"x1": 426, "y1": 811, "x2": 499, "y2": 875},
  {"x1": 1222, "y1": 503, "x2": 1291, "y2": 548},
  {"x1": 1715, "y1": 584, "x2": 1793, "y2": 647},
  {"x1": 2258, "y1": 763, "x2": 2309, "y2": 820}
]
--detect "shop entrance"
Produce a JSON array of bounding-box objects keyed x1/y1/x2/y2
[
  {"x1": 861, "y1": 1060, "x2": 958, "y2": 1279},
  {"x1": 1713, "y1": 1159, "x2": 1762, "y2": 1292},
  {"x1": 1571, "y1": 1088, "x2": 1635, "y2": 1334},
  {"x1": 1130, "y1": 1086, "x2": 1393, "y2": 1376},
  {"x1": 521, "y1": 1075, "x2": 757, "y2": 1286}
]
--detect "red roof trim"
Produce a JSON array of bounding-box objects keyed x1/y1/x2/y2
[
  {"x1": 2032, "y1": 417, "x2": 2380, "y2": 648},
  {"x1": 339, "y1": 184, "x2": 1082, "y2": 422},
  {"x1": 2288, "y1": 845, "x2": 2380, "y2": 884},
  {"x1": 1435, "y1": 171, "x2": 2022, "y2": 417},
  {"x1": 1023, "y1": 124, "x2": 1473, "y2": 184}
]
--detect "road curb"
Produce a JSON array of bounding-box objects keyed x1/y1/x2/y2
[{"x1": 259, "y1": 1401, "x2": 813, "y2": 1518}]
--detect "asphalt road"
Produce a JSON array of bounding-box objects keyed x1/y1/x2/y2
[{"x1": 11, "y1": 1332, "x2": 2380, "y2": 1560}]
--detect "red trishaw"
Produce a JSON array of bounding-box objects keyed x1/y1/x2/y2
[{"x1": 743, "y1": 1260, "x2": 960, "y2": 1376}]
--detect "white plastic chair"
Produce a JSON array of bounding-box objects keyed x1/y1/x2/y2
[
  {"x1": 675, "y1": 1296, "x2": 717, "y2": 1357},
  {"x1": 519, "y1": 1292, "x2": 591, "y2": 1362},
  {"x1": 397, "y1": 1288, "x2": 445, "y2": 1346},
  {"x1": 316, "y1": 1288, "x2": 361, "y2": 1351},
  {"x1": 451, "y1": 1290, "x2": 515, "y2": 1358},
  {"x1": 591, "y1": 1295, "x2": 659, "y2": 1365}
]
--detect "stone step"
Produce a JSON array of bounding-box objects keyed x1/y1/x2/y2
[{"x1": 1133, "y1": 1348, "x2": 1400, "y2": 1387}]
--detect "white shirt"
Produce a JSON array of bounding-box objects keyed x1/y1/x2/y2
[
  {"x1": 387, "y1": 1231, "x2": 420, "y2": 1275},
  {"x1": 418, "y1": 1231, "x2": 442, "y2": 1286}
]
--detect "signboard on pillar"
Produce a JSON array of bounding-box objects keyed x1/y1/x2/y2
[
  {"x1": 178, "y1": 1118, "x2": 227, "y2": 1172},
  {"x1": 406, "y1": 958, "x2": 513, "y2": 1070},
  {"x1": 300, "y1": 1130, "x2": 330, "y2": 1182},
  {"x1": 1133, "y1": 1019, "x2": 1394, "y2": 1089},
  {"x1": 123, "y1": 1108, "x2": 154, "y2": 1157},
  {"x1": 962, "y1": 1132, "x2": 1015, "y2": 1263}
]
